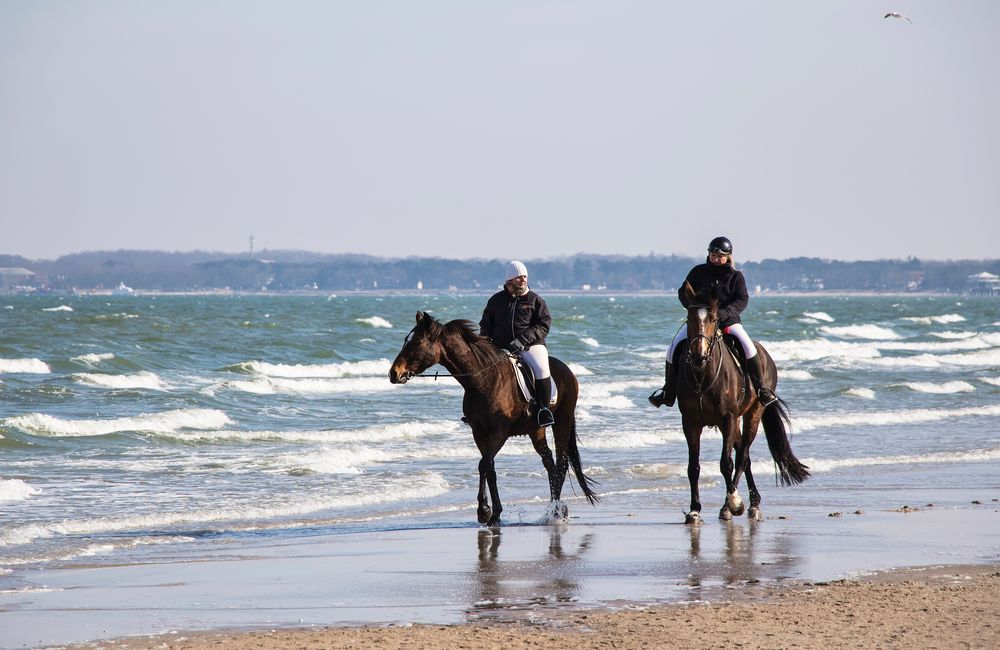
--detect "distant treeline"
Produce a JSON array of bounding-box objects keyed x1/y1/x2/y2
[{"x1": 2, "y1": 250, "x2": 999, "y2": 293}]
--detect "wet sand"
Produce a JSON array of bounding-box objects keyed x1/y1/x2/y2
[{"x1": 3, "y1": 502, "x2": 998, "y2": 649}]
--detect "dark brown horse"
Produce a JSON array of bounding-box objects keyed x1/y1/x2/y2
[
  {"x1": 676, "y1": 282, "x2": 809, "y2": 524},
  {"x1": 388, "y1": 312, "x2": 598, "y2": 526}
]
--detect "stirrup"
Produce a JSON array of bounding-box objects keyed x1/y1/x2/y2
[
  {"x1": 757, "y1": 387, "x2": 778, "y2": 407},
  {"x1": 537, "y1": 407, "x2": 554, "y2": 428}
]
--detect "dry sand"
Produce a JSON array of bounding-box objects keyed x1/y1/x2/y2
[{"x1": 80, "y1": 564, "x2": 999, "y2": 650}]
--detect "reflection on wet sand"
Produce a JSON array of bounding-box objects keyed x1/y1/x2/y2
[{"x1": 470, "y1": 526, "x2": 594, "y2": 621}]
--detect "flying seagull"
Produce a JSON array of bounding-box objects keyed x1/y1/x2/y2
[{"x1": 884, "y1": 12, "x2": 913, "y2": 23}]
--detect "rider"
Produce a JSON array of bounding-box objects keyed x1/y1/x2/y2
[
  {"x1": 479, "y1": 260, "x2": 555, "y2": 428},
  {"x1": 648, "y1": 236, "x2": 778, "y2": 409}
]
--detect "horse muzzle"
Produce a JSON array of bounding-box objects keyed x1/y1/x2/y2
[{"x1": 388, "y1": 366, "x2": 414, "y2": 384}]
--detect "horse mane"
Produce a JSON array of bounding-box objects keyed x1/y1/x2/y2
[{"x1": 443, "y1": 319, "x2": 505, "y2": 364}]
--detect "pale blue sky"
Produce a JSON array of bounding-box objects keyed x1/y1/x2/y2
[{"x1": 2, "y1": 1, "x2": 998, "y2": 261}]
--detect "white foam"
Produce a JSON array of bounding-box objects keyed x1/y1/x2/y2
[
  {"x1": 567, "y1": 363, "x2": 593, "y2": 376},
  {"x1": 819, "y1": 324, "x2": 901, "y2": 340},
  {"x1": 0, "y1": 358, "x2": 51, "y2": 374},
  {"x1": 901, "y1": 314, "x2": 966, "y2": 325},
  {"x1": 767, "y1": 339, "x2": 882, "y2": 363},
  {"x1": 214, "y1": 375, "x2": 401, "y2": 396},
  {"x1": 793, "y1": 404, "x2": 1000, "y2": 433},
  {"x1": 930, "y1": 331, "x2": 977, "y2": 340},
  {"x1": 72, "y1": 371, "x2": 168, "y2": 390},
  {"x1": 0, "y1": 478, "x2": 38, "y2": 502},
  {"x1": 238, "y1": 359, "x2": 391, "y2": 378},
  {"x1": 805, "y1": 448, "x2": 1000, "y2": 473},
  {"x1": 0, "y1": 471, "x2": 451, "y2": 547},
  {"x1": 781, "y1": 369, "x2": 815, "y2": 381},
  {"x1": 355, "y1": 316, "x2": 393, "y2": 328},
  {"x1": 2, "y1": 408, "x2": 231, "y2": 437},
  {"x1": 580, "y1": 337, "x2": 600, "y2": 348},
  {"x1": 895, "y1": 381, "x2": 976, "y2": 394},
  {"x1": 803, "y1": 311, "x2": 835, "y2": 322},
  {"x1": 164, "y1": 420, "x2": 462, "y2": 444},
  {"x1": 42, "y1": 305, "x2": 73, "y2": 312},
  {"x1": 981, "y1": 377, "x2": 1000, "y2": 387},
  {"x1": 845, "y1": 387, "x2": 876, "y2": 399},
  {"x1": 71, "y1": 352, "x2": 116, "y2": 364}
]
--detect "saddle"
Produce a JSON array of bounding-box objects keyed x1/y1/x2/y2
[{"x1": 506, "y1": 352, "x2": 558, "y2": 407}]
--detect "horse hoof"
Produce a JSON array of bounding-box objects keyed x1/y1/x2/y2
[
  {"x1": 726, "y1": 492, "x2": 745, "y2": 516},
  {"x1": 732, "y1": 502, "x2": 745, "y2": 517},
  {"x1": 685, "y1": 511, "x2": 702, "y2": 525},
  {"x1": 487, "y1": 515, "x2": 502, "y2": 528},
  {"x1": 719, "y1": 507, "x2": 733, "y2": 521},
  {"x1": 478, "y1": 506, "x2": 492, "y2": 525},
  {"x1": 748, "y1": 507, "x2": 762, "y2": 522}
]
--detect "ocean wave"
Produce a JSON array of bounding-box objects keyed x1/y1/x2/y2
[
  {"x1": 567, "y1": 363, "x2": 593, "y2": 376},
  {"x1": 863, "y1": 348, "x2": 1000, "y2": 369},
  {"x1": 2, "y1": 408, "x2": 231, "y2": 437},
  {"x1": 781, "y1": 369, "x2": 815, "y2": 381},
  {"x1": 901, "y1": 314, "x2": 966, "y2": 325},
  {"x1": 819, "y1": 324, "x2": 901, "y2": 340},
  {"x1": 802, "y1": 311, "x2": 835, "y2": 322},
  {"x1": 212, "y1": 375, "x2": 401, "y2": 395},
  {"x1": 805, "y1": 448, "x2": 1000, "y2": 473},
  {"x1": 70, "y1": 352, "x2": 116, "y2": 365},
  {"x1": 894, "y1": 381, "x2": 976, "y2": 394},
  {"x1": 161, "y1": 420, "x2": 463, "y2": 445},
  {"x1": 0, "y1": 478, "x2": 38, "y2": 502},
  {"x1": 793, "y1": 404, "x2": 1000, "y2": 433},
  {"x1": 0, "y1": 358, "x2": 51, "y2": 374},
  {"x1": 228, "y1": 358, "x2": 391, "y2": 378},
  {"x1": 580, "y1": 337, "x2": 600, "y2": 348},
  {"x1": 355, "y1": 316, "x2": 393, "y2": 328},
  {"x1": 0, "y1": 471, "x2": 450, "y2": 547},
  {"x1": 41, "y1": 305, "x2": 73, "y2": 312},
  {"x1": 930, "y1": 331, "x2": 977, "y2": 340},
  {"x1": 981, "y1": 377, "x2": 1000, "y2": 387},
  {"x1": 845, "y1": 387, "x2": 876, "y2": 399},
  {"x1": 71, "y1": 371, "x2": 168, "y2": 390},
  {"x1": 767, "y1": 339, "x2": 881, "y2": 362}
]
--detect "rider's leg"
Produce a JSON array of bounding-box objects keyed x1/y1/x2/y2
[
  {"x1": 522, "y1": 345, "x2": 554, "y2": 427},
  {"x1": 649, "y1": 328, "x2": 686, "y2": 408},
  {"x1": 726, "y1": 324, "x2": 776, "y2": 406}
]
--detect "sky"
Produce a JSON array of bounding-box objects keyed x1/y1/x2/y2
[{"x1": 2, "y1": 1, "x2": 998, "y2": 263}]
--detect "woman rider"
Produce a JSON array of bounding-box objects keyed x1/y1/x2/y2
[
  {"x1": 479, "y1": 260, "x2": 555, "y2": 428},
  {"x1": 648, "y1": 236, "x2": 778, "y2": 408}
]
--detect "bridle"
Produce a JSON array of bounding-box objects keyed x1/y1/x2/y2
[
  {"x1": 683, "y1": 306, "x2": 724, "y2": 413},
  {"x1": 398, "y1": 326, "x2": 510, "y2": 381}
]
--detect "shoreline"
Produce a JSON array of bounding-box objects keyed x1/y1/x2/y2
[{"x1": 73, "y1": 563, "x2": 1000, "y2": 649}]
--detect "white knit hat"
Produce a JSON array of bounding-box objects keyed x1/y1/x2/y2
[{"x1": 506, "y1": 260, "x2": 528, "y2": 281}]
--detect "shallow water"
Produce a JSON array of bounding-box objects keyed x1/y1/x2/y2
[{"x1": 2, "y1": 293, "x2": 999, "y2": 579}]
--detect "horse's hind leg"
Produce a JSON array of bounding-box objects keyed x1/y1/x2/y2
[{"x1": 531, "y1": 432, "x2": 567, "y2": 520}]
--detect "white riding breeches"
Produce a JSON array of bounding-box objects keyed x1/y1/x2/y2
[
  {"x1": 520, "y1": 344, "x2": 551, "y2": 380},
  {"x1": 667, "y1": 323, "x2": 758, "y2": 362}
]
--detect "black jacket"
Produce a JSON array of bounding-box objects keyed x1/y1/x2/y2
[
  {"x1": 479, "y1": 289, "x2": 551, "y2": 349},
  {"x1": 678, "y1": 262, "x2": 749, "y2": 329}
]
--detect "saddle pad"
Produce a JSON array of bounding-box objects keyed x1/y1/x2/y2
[{"x1": 507, "y1": 354, "x2": 557, "y2": 406}]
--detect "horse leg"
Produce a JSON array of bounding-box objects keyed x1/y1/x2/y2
[
  {"x1": 531, "y1": 431, "x2": 567, "y2": 520},
  {"x1": 477, "y1": 455, "x2": 497, "y2": 525},
  {"x1": 719, "y1": 416, "x2": 743, "y2": 521},
  {"x1": 475, "y1": 430, "x2": 505, "y2": 527},
  {"x1": 740, "y1": 412, "x2": 763, "y2": 521},
  {"x1": 745, "y1": 456, "x2": 763, "y2": 521},
  {"x1": 682, "y1": 417, "x2": 703, "y2": 525}
]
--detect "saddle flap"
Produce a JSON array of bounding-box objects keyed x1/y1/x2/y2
[{"x1": 506, "y1": 354, "x2": 557, "y2": 406}]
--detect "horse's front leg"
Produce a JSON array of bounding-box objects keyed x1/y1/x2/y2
[
  {"x1": 474, "y1": 428, "x2": 505, "y2": 526},
  {"x1": 682, "y1": 416, "x2": 703, "y2": 525},
  {"x1": 719, "y1": 416, "x2": 743, "y2": 520},
  {"x1": 477, "y1": 455, "x2": 496, "y2": 525}
]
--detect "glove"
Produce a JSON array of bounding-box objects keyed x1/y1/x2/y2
[{"x1": 508, "y1": 339, "x2": 525, "y2": 353}]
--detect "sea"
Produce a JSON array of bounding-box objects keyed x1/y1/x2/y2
[{"x1": 2, "y1": 292, "x2": 999, "y2": 586}]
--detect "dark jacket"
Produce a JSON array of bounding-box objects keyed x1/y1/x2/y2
[
  {"x1": 678, "y1": 262, "x2": 749, "y2": 329},
  {"x1": 479, "y1": 289, "x2": 551, "y2": 349}
]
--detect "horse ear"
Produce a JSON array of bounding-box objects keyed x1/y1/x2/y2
[
  {"x1": 415, "y1": 311, "x2": 427, "y2": 324},
  {"x1": 683, "y1": 281, "x2": 696, "y2": 300}
]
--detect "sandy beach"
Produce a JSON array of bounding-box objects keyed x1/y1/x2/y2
[
  {"x1": 80, "y1": 564, "x2": 1000, "y2": 650},
  {"x1": 4, "y1": 500, "x2": 997, "y2": 649}
]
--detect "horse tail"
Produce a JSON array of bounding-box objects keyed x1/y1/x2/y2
[
  {"x1": 761, "y1": 397, "x2": 810, "y2": 486},
  {"x1": 568, "y1": 420, "x2": 600, "y2": 505}
]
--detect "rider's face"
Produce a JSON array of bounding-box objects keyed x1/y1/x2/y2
[
  {"x1": 506, "y1": 275, "x2": 527, "y2": 294},
  {"x1": 708, "y1": 251, "x2": 729, "y2": 265}
]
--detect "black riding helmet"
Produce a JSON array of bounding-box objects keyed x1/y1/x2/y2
[{"x1": 708, "y1": 236, "x2": 733, "y2": 255}]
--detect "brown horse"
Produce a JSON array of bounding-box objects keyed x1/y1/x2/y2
[
  {"x1": 388, "y1": 312, "x2": 598, "y2": 526},
  {"x1": 676, "y1": 282, "x2": 809, "y2": 524}
]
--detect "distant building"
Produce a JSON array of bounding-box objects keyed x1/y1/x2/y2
[
  {"x1": 0, "y1": 267, "x2": 36, "y2": 290},
  {"x1": 967, "y1": 271, "x2": 1000, "y2": 296}
]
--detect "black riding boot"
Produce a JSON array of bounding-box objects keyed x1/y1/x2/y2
[
  {"x1": 746, "y1": 355, "x2": 777, "y2": 406},
  {"x1": 534, "y1": 377, "x2": 554, "y2": 427},
  {"x1": 648, "y1": 359, "x2": 676, "y2": 408}
]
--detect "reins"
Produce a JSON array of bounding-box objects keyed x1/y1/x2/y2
[{"x1": 404, "y1": 351, "x2": 510, "y2": 381}]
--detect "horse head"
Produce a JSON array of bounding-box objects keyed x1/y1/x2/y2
[
  {"x1": 683, "y1": 281, "x2": 720, "y2": 368},
  {"x1": 389, "y1": 311, "x2": 443, "y2": 384}
]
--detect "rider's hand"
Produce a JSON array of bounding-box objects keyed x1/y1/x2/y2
[{"x1": 508, "y1": 339, "x2": 525, "y2": 353}]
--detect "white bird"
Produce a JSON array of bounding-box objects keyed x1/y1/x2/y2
[{"x1": 884, "y1": 12, "x2": 913, "y2": 23}]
